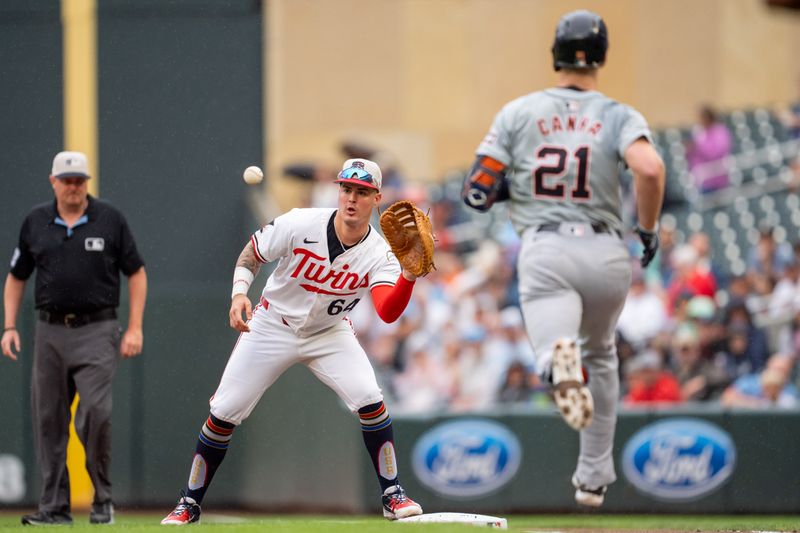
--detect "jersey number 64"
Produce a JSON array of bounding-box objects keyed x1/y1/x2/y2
[{"x1": 328, "y1": 298, "x2": 360, "y2": 315}]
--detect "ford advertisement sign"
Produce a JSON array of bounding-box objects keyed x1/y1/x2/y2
[
  {"x1": 622, "y1": 418, "x2": 736, "y2": 501},
  {"x1": 412, "y1": 419, "x2": 521, "y2": 498}
]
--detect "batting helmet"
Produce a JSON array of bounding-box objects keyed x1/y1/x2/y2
[{"x1": 552, "y1": 10, "x2": 608, "y2": 71}]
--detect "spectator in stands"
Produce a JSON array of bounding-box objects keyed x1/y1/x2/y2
[
  {"x1": 717, "y1": 323, "x2": 764, "y2": 382},
  {"x1": 617, "y1": 265, "x2": 667, "y2": 351},
  {"x1": 686, "y1": 105, "x2": 733, "y2": 194},
  {"x1": 497, "y1": 361, "x2": 535, "y2": 404},
  {"x1": 721, "y1": 354, "x2": 800, "y2": 408},
  {"x1": 670, "y1": 324, "x2": 729, "y2": 401},
  {"x1": 665, "y1": 244, "x2": 717, "y2": 314},
  {"x1": 483, "y1": 306, "x2": 536, "y2": 370},
  {"x1": 721, "y1": 298, "x2": 770, "y2": 374},
  {"x1": 776, "y1": 302, "x2": 800, "y2": 361},
  {"x1": 726, "y1": 273, "x2": 764, "y2": 317},
  {"x1": 689, "y1": 231, "x2": 727, "y2": 288},
  {"x1": 428, "y1": 197, "x2": 465, "y2": 253},
  {"x1": 623, "y1": 350, "x2": 683, "y2": 405},
  {"x1": 615, "y1": 331, "x2": 637, "y2": 392},
  {"x1": 670, "y1": 290, "x2": 694, "y2": 327},
  {"x1": 393, "y1": 332, "x2": 455, "y2": 413},
  {"x1": 450, "y1": 325, "x2": 503, "y2": 411},
  {"x1": 746, "y1": 227, "x2": 794, "y2": 296},
  {"x1": 685, "y1": 295, "x2": 726, "y2": 360},
  {"x1": 769, "y1": 253, "x2": 800, "y2": 318},
  {"x1": 650, "y1": 223, "x2": 677, "y2": 287}
]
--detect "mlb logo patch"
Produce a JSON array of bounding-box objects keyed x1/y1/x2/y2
[
  {"x1": 85, "y1": 238, "x2": 105, "y2": 252},
  {"x1": 482, "y1": 130, "x2": 498, "y2": 146}
]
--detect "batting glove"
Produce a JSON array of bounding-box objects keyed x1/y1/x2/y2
[{"x1": 635, "y1": 225, "x2": 659, "y2": 268}]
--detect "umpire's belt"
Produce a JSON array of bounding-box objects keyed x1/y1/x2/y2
[
  {"x1": 38, "y1": 308, "x2": 116, "y2": 328},
  {"x1": 536, "y1": 222, "x2": 621, "y2": 239}
]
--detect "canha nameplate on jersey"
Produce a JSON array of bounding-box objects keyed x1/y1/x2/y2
[
  {"x1": 537, "y1": 114, "x2": 602, "y2": 137},
  {"x1": 291, "y1": 247, "x2": 369, "y2": 296}
]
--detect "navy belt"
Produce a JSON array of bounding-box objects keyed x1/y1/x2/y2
[
  {"x1": 536, "y1": 222, "x2": 621, "y2": 238},
  {"x1": 38, "y1": 308, "x2": 116, "y2": 328}
]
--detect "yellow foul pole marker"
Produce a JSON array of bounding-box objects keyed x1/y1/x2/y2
[
  {"x1": 62, "y1": 0, "x2": 98, "y2": 196},
  {"x1": 61, "y1": 0, "x2": 98, "y2": 509}
]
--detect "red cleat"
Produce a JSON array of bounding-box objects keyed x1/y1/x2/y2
[
  {"x1": 382, "y1": 485, "x2": 423, "y2": 520},
  {"x1": 160, "y1": 495, "x2": 201, "y2": 525}
]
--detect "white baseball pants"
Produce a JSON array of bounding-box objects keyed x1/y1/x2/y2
[{"x1": 209, "y1": 300, "x2": 384, "y2": 425}]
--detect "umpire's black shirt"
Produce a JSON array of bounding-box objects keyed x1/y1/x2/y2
[{"x1": 9, "y1": 195, "x2": 145, "y2": 314}]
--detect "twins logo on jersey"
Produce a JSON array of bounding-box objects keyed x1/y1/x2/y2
[{"x1": 290, "y1": 247, "x2": 369, "y2": 296}]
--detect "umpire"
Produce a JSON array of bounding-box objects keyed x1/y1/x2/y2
[{"x1": 1, "y1": 151, "x2": 147, "y2": 526}]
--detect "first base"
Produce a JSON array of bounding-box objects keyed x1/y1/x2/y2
[{"x1": 397, "y1": 512, "x2": 507, "y2": 529}]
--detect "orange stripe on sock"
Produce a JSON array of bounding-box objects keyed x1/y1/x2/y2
[
  {"x1": 206, "y1": 417, "x2": 234, "y2": 435},
  {"x1": 359, "y1": 404, "x2": 386, "y2": 420}
]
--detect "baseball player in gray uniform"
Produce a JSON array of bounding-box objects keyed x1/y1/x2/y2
[{"x1": 463, "y1": 10, "x2": 664, "y2": 507}]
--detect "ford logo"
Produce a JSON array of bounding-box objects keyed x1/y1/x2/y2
[
  {"x1": 622, "y1": 418, "x2": 736, "y2": 501},
  {"x1": 412, "y1": 419, "x2": 521, "y2": 498}
]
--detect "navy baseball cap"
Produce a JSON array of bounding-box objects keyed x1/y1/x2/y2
[
  {"x1": 52, "y1": 151, "x2": 91, "y2": 179},
  {"x1": 334, "y1": 158, "x2": 382, "y2": 191}
]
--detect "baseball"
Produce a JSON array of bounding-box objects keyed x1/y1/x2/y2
[{"x1": 243, "y1": 166, "x2": 263, "y2": 185}]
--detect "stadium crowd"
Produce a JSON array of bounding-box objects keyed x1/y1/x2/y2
[
  {"x1": 291, "y1": 100, "x2": 800, "y2": 415},
  {"x1": 348, "y1": 211, "x2": 800, "y2": 414}
]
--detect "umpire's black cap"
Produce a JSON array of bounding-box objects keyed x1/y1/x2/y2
[{"x1": 552, "y1": 10, "x2": 608, "y2": 71}]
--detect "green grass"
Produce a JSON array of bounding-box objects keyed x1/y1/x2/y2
[{"x1": 0, "y1": 513, "x2": 797, "y2": 532}]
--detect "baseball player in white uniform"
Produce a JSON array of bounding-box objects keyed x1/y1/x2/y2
[
  {"x1": 162, "y1": 158, "x2": 423, "y2": 524},
  {"x1": 462, "y1": 10, "x2": 665, "y2": 507}
]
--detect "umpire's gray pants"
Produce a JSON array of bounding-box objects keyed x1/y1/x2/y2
[
  {"x1": 517, "y1": 225, "x2": 631, "y2": 491},
  {"x1": 32, "y1": 319, "x2": 120, "y2": 513}
]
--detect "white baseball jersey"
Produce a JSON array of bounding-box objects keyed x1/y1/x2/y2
[
  {"x1": 476, "y1": 87, "x2": 652, "y2": 235},
  {"x1": 209, "y1": 207, "x2": 401, "y2": 423},
  {"x1": 251, "y1": 207, "x2": 401, "y2": 337}
]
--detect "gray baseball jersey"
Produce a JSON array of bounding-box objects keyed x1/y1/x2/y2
[
  {"x1": 476, "y1": 87, "x2": 653, "y2": 493},
  {"x1": 476, "y1": 87, "x2": 652, "y2": 235}
]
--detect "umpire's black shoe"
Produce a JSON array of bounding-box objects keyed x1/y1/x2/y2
[
  {"x1": 90, "y1": 501, "x2": 115, "y2": 524},
  {"x1": 21, "y1": 511, "x2": 74, "y2": 526}
]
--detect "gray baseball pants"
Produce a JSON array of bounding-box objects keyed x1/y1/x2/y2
[
  {"x1": 517, "y1": 223, "x2": 631, "y2": 491},
  {"x1": 32, "y1": 319, "x2": 120, "y2": 513}
]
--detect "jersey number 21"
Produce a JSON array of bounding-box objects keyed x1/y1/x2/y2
[{"x1": 533, "y1": 145, "x2": 592, "y2": 201}]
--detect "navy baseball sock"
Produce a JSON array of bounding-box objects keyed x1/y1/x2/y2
[
  {"x1": 358, "y1": 401, "x2": 399, "y2": 493},
  {"x1": 184, "y1": 414, "x2": 235, "y2": 503}
]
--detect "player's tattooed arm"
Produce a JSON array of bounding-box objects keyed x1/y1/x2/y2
[
  {"x1": 236, "y1": 240, "x2": 261, "y2": 276},
  {"x1": 230, "y1": 241, "x2": 261, "y2": 332},
  {"x1": 231, "y1": 241, "x2": 260, "y2": 298}
]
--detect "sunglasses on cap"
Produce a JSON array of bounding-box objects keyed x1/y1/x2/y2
[{"x1": 337, "y1": 166, "x2": 374, "y2": 185}]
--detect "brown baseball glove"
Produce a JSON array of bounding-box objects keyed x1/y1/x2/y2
[{"x1": 380, "y1": 200, "x2": 435, "y2": 277}]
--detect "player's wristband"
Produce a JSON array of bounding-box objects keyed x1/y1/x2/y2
[
  {"x1": 636, "y1": 222, "x2": 659, "y2": 235},
  {"x1": 231, "y1": 267, "x2": 255, "y2": 298}
]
